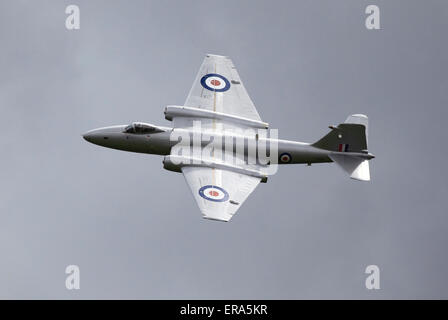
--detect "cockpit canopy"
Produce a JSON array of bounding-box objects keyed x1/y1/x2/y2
[{"x1": 124, "y1": 122, "x2": 164, "y2": 134}]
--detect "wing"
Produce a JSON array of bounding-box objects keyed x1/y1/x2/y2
[
  {"x1": 182, "y1": 166, "x2": 261, "y2": 222},
  {"x1": 169, "y1": 54, "x2": 266, "y2": 221},
  {"x1": 184, "y1": 54, "x2": 262, "y2": 122}
]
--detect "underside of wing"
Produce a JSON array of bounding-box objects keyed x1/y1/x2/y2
[
  {"x1": 183, "y1": 54, "x2": 262, "y2": 124},
  {"x1": 181, "y1": 166, "x2": 261, "y2": 222}
]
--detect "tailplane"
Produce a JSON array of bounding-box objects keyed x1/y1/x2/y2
[
  {"x1": 328, "y1": 154, "x2": 371, "y2": 181},
  {"x1": 312, "y1": 114, "x2": 373, "y2": 181}
]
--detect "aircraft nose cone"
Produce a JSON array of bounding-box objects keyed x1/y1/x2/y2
[
  {"x1": 83, "y1": 132, "x2": 94, "y2": 143},
  {"x1": 83, "y1": 130, "x2": 102, "y2": 144},
  {"x1": 83, "y1": 126, "x2": 126, "y2": 146}
]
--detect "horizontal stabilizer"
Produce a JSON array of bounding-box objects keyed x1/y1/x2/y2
[{"x1": 329, "y1": 154, "x2": 370, "y2": 181}]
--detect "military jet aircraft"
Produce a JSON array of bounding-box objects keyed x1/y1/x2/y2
[{"x1": 83, "y1": 54, "x2": 374, "y2": 222}]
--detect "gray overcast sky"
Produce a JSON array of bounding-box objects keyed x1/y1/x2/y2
[{"x1": 0, "y1": 0, "x2": 447, "y2": 299}]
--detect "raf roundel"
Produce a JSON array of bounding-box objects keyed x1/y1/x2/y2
[
  {"x1": 200, "y1": 73, "x2": 231, "y2": 92},
  {"x1": 279, "y1": 152, "x2": 292, "y2": 163},
  {"x1": 198, "y1": 185, "x2": 230, "y2": 202}
]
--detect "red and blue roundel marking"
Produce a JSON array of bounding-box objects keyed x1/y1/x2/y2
[
  {"x1": 198, "y1": 185, "x2": 229, "y2": 202},
  {"x1": 200, "y1": 73, "x2": 231, "y2": 92},
  {"x1": 279, "y1": 152, "x2": 292, "y2": 163}
]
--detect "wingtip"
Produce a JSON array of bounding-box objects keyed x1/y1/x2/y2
[
  {"x1": 206, "y1": 53, "x2": 228, "y2": 59},
  {"x1": 351, "y1": 114, "x2": 368, "y2": 118},
  {"x1": 202, "y1": 215, "x2": 231, "y2": 222}
]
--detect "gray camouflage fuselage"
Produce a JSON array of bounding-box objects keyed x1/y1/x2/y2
[{"x1": 83, "y1": 125, "x2": 332, "y2": 165}]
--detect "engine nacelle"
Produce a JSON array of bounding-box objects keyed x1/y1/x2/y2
[
  {"x1": 164, "y1": 105, "x2": 269, "y2": 129},
  {"x1": 162, "y1": 156, "x2": 182, "y2": 173},
  {"x1": 162, "y1": 155, "x2": 268, "y2": 182}
]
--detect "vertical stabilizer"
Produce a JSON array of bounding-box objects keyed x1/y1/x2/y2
[{"x1": 313, "y1": 114, "x2": 372, "y2": 182}]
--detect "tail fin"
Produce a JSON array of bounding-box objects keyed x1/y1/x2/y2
[
  {"x1": 312, "y1": 114, "x2": 373, "y2": 181},
  {"x1": 313, "y1": 114, "x2": 368, "y2": 153}
]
